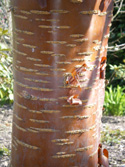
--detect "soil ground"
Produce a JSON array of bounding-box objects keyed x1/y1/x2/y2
[{"x1": 0, "y1": 105, "x2": 125, "y2": 167}]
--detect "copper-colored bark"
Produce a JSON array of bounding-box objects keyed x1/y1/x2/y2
[{"x1": 11, "y1": 0, "x2": 113, "y2": 166}]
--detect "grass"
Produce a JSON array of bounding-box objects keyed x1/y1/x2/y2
[{"x1": 104, "y1": 85, "x2": 125, "y2": 116}]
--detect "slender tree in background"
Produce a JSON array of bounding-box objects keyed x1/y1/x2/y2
[{"x1": 11, "y1": 0, "x2": 113, "y2": 166}]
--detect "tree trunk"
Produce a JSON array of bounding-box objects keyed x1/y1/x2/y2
[{"x1": 11, "y1": 0, "x2": 113, "y2": 166}]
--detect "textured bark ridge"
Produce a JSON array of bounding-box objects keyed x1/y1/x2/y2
[{"x1": 11, "y1": 0, "x2": 113, "y2": 166}]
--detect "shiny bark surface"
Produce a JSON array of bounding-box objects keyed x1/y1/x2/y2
[{"x1": 11, "y1": 0, "x2": 113, "y2": 166}]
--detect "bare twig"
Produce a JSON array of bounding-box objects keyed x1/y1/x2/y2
[
  {"x1": 108, "y1": 44, "x2": 125, "y2": 52},
  {"x1": 112, "y1": 0, "x2": 124, "y2": 20},
  {"x1": 110, "y1": 36, "x2": 125, "y2": 44}
]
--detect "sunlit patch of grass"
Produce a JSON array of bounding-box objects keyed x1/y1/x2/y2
[
  {"x1": 101, "y1": 126, "x2": 125, "y2": 145},
  {"x1": 0, "y1": 145, "x2": 10, "y2": 156}
]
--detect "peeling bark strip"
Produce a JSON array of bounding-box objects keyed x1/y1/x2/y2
[
  {"x1": 11, "y1": 0, "x2": 113, "y2": 166},
  {"x1": 98, "y1": 144, "x2": 109, "y2": 167}
]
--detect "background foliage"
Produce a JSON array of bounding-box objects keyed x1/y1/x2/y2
[
  {"x1": 106, "y1": 0, "x2": 125, "y2": 88},
  {"x1": 0, "y1": 0, "x2": 125, "y2": 115},
  {"x1": 0, "y1": 0, "x2": 13, "y2": 105},
  {"x1": 104, "y1": 0, "x2": 125, "y2": 115}
]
